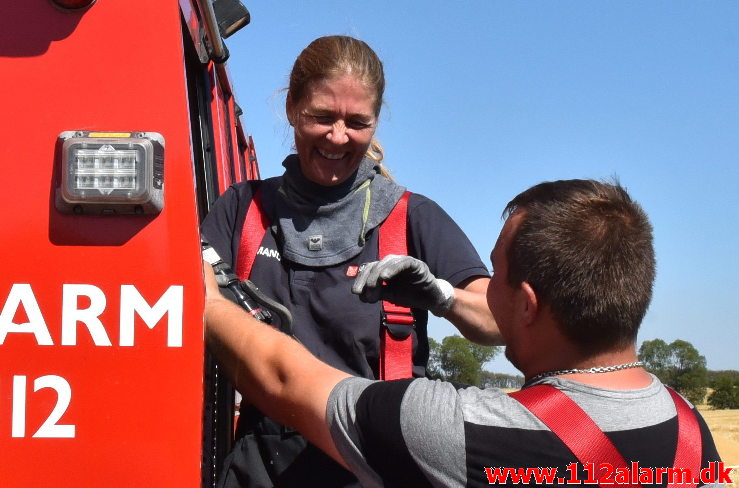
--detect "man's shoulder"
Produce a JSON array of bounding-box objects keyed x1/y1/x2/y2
[
  {"x1": 525, "y1": 376, "x2": 677, "y2": 431},
  {"x1": 328, "y1": 377, "x2": 469, "y2": 487}
]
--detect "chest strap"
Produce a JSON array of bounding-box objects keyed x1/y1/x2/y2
[
  {"x1": 235, "y1": 187, "x2": 415, "y2": 380},
  {"x1": 509, "y1": 384, "x2": 702, "y2": 488},
  {"x1": 235, "y1": 185, "x2": 269, "y2": 281},
  {"x1": 378, "y1": 191, "x2": 414, "y2": 380}
]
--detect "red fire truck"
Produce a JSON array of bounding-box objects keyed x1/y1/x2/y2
[{"x1": 0, "y1": 0, "x2": 256, "y2": 485}]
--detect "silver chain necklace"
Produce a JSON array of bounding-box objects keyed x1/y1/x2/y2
[{"x1": 527, "y1": 361, "x2": 644, "y2": 384}]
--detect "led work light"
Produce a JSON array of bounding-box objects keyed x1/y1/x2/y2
[{"x1": 56, "y1": 131, "x2": 164, "y2": 215}]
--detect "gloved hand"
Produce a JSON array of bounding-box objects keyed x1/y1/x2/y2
[{"x1": 351, "y1": 255, "x2": 455, "y2": 316}]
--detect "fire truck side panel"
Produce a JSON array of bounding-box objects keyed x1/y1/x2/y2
[
  {"x1": 227, "y1": 97, "x2": 247, "y2": 182},
  {"x1": 0, "y1": 1, "x2": 209, "y2": 486},
  {"x1": 209, "y1": 64, "x2": 236, "y2": 190}
]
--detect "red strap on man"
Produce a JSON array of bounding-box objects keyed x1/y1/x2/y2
[
  {"x1": 666, "y1": 388, "x2": 703, "y2": 488},
  {"x1": 509, "y1": 384, "x2": 702, "y2": 488},
  {"x1": 236, "y1": 187, "x2": 415, "y2": 380}
]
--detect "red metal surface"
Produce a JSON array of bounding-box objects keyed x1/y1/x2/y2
[
  {"x1": 227, "y1": 96, "x2": 247, "y2": 182},
  {"x1": 209, "y1": 62, "x2": 235, "y2": 191},
  {"x1": 0, "y1": 1, "x2": 206, "y2": 486},
  {"x1": 180, "y1": 0, "x2": 206, "y2": 60},
  {"x1": 248, "y1": 135, "x2": 261, "y2": 180}
]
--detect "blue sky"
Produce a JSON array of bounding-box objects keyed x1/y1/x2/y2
[{"x1": 225, "y1": 1, "x2": 739, "y2": 375}]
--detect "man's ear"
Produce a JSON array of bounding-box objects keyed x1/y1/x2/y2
[{"x1": 519, "y1": 281, "x2": 538, "y2": 325}]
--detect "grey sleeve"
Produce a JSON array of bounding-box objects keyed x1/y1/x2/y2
[
  {"x1": 327, "y1": 377, "x2": 384, "y2": 488},
  {"x1": 396, "y1": 379, "x2": 468, "y2": 486},
  {"x1": 327, "y1": 377, "x2": 468, "y2": 488}
]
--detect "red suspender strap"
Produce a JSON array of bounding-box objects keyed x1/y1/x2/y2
[
  {"x1": 235, "y1": 186, "x2": 269, "y2": 281},
  {"x1": 509, "y1": 384, "x2": 701, "y2": 488},
  {"x1": 509, "y1": 385, "x2": 634, "y2": 487},
  {"x1": 666, "y1": 387, "x2": 702, "y2": 488},
  {"x1": 236, "y1": 189, "x2": 417, "y2": 380},
  {"x1": 378, "y1": 191, "x2": 414, "y2": 380}
]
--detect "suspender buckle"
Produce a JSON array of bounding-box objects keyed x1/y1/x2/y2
[{"x1": 382, "y1": 303, "x2": 415, "y2": 340}]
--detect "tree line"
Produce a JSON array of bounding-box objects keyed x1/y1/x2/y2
[
  {"x1": 427, "y1": 336, "x2": 523, "y2": 388},
  {"x1": 428, "y1": 335, "x2": 739, "y2": 408},
  {"x1": 639, "y1": 339, "x2": 739, "y2": 408}
]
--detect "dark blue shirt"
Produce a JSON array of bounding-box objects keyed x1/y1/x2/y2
[{"x1": 201, "y1": 178, "x2": 490, "y2": 379}]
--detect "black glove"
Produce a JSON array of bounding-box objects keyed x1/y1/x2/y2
[{"x1": 351, "y1": 255, "x2": 455, "y2": 316}]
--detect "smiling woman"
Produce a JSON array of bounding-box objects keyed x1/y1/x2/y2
[
  {"x1": 200, "y1": 35, "x2": 496, "y2": 488},
  {"x1": 288, "y1": 74, "x2": 377, "y2": 186}
]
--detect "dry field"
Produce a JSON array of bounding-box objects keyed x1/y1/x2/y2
[{"x1": 699, "y1": 407, "x2": 739, "y2": 485}]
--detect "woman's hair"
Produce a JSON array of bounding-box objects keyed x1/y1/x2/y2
[
  {"x1": 288, "y1": 36, "x2": 392, "y2": 176},
  {"x1": 288, "y1": 35, "x2": 385, "y2": 116},
  {"x1": 366, "y1": 139, "x2": 393, "y2": 179}
]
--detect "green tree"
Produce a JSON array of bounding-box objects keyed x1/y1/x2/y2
[
  {"x1": 428, "y1": 335, "x2": 499, "y2": 386},
  {"x1": 638, "y1": 338, "x2": 672, "y2": 380},
  {"x1": 708, "y1": 376, "x2": 739, "y2": 409},
  {"x1": 707, "y1": 369, "x2": 739, "y2": 385},
  {"x1": 638, "y1": 339, "x2": 708, "y2": 404},
  {"x1": 427, "y1": 337, "x2": 443, "y2": 380},
  {"x1": 479, "y1": 371, "x2": 524, "y2": 389}
]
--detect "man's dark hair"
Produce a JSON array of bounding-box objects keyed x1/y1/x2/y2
[{"x1": 504, "y1": 179, "x2": 655, "y2": 354}]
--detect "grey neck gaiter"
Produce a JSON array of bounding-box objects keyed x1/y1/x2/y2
[{"x1": 274, "y1": 154, "x2": 406, "y2": 267}]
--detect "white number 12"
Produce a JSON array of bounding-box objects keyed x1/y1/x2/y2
[{"x1": 12, "y1": 375, "x2": 75, "y2": 438}]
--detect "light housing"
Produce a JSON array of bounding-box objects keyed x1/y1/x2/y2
[
  {"x1": 213, "y1": 0, "x2": 251, "y2": 39},
  {"x1": 56, "y1": 131, "x2": 165, "y2": 215}
]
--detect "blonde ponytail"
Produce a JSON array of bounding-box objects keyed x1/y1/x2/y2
[{"x1": 366, "y1": 138, "x2": 394, "y2": 181}]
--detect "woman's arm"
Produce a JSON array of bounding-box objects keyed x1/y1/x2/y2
[
  {"x1": 352, "y1": 256, "x2": 502, "y2": 345},
  {"x1": 405, "y1": 195, "x2": 502, "y2": 345},
  {"x1": 443, "y1": 275, "x2": 502, "y2": 346}
]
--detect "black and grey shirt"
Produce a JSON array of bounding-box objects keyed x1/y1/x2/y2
[{"x1": 327, "y1": 375, "x2": 722, "y2": 487}]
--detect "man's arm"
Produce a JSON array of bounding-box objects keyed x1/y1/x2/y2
[{"x1": 202, "y1": 262, "x2": 351, "y2": 467}]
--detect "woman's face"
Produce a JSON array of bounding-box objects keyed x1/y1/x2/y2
[{"x1": 288, "y1": 74, "x2": 377, "y2": 186}]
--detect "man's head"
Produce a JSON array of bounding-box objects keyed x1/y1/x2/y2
[{"x1": 490, "y1": 179, "x2": 655, "y2": 360}]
